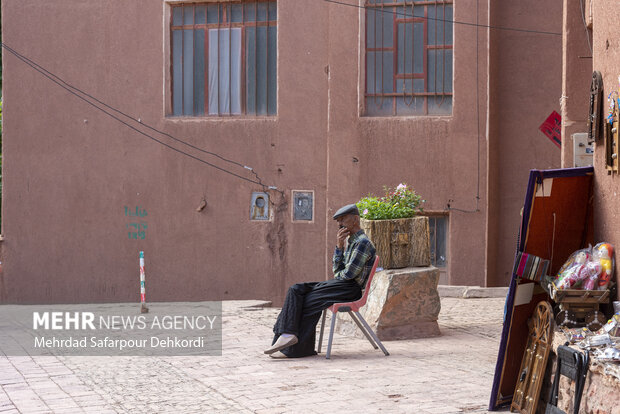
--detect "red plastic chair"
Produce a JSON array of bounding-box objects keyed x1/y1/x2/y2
[{"x1": 317, "y1": 256, "x2": 389, "y2": 359}]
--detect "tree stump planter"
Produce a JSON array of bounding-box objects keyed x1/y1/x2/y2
[{"x1": 360, "y1": 216, "x2": 431, "y2": 269}]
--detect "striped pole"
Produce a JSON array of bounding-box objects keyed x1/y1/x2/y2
[{"x1": 140, "y1": 251, "x2": 149, "y2": 313}]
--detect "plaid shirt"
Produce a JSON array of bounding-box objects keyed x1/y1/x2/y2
[{"x1": 333, "y1": 230, "x2": 376, "y2": 287}]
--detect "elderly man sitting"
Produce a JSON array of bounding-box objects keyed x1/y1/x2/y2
[{"x1": 265, "y1": 203, "x2": 376, "y2": 358}]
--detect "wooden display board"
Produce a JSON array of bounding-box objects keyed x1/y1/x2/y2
[{"x1": 489, "y1": 167, "x2": 594, "y2": 410}]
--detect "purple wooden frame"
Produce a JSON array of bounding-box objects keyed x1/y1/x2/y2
[{"x1": 488, "y1": 166, "x2": 594, "y2": 410}]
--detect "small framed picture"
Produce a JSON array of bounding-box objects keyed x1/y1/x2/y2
[{"x1": 292, "y1": 190, "x2": 314, "y2": 222}]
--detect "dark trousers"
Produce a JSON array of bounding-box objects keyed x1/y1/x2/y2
[{"x1": 272, "y1": 278, "x2": 362, "y2": 358}]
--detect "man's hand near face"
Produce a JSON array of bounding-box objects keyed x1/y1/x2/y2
[{"x1": 336, "y1": 227, "x2": 350, "y2": 250}]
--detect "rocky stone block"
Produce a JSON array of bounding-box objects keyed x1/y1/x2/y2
[{"x1": 336, "y1": 266, "x2": 441, "y2": 340}]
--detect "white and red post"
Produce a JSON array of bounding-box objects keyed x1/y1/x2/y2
[{"x1": 140, "y1": 251, "x2": 149, "y2": 313}]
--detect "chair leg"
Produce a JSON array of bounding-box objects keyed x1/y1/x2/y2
[
  {"x1": 326, "y1": 311, "x2": 337, "y2": 359},
  {"x1": 317, "y1": 310, "x2": 326, "y2": 354},
  {"x1": 348, "y1": 311, "x2": 378, "y2": 349},
  {"x1": 354, "y1": 311, "x2": 389, "y2": 356}
]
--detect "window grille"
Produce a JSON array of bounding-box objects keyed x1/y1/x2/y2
[
  {"x1": 170, "y1": 1, "x2": 277, "y2": 116},
  {"x1": 365, "y1": 0, "x2": 453, "y2": 116}
]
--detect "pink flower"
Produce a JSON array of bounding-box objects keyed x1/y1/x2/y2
[
  {"x1": 363, "y1": 209, "x2": 369, "y2": 215},
  {"x1": 396, "y1": 183, "x2": 407, "y2": 190}
]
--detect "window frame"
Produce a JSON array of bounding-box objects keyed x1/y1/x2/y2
[
  {"x1": 363, "y1": 0, "x2": 454, "y2": 117},
  {"x1": 421, "y1": 212, "x2": 449, "y2": 282},
  {"x1": 167, "y1": 1, "x2": 277, "y2": 117}
]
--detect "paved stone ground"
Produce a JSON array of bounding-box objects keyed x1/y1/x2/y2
[{"x1": 0, "y1": 297, "x2": 510, "y2": 414}]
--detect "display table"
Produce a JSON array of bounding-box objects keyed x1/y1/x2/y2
[{"x1": 336, "y1": 266, "x2": 441, "y2": 340}]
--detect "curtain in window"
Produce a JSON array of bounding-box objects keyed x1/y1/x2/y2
[{"x1": 209, "y1": 28, "x2": 242, "y2": 115}]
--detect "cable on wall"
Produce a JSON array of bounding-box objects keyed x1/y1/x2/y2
[
  {"x1": 324, "y1": 0, "x2": 562, "y2": 37},
  {"x1": 578, "y1": 0, "x2": 593, "y2": 56},
  {"x1": 445, "y1": 0, "x2": 481, "y2": 214},
  {"x1": 0, "y1": 42, "x2": 284, "y2": 197}
]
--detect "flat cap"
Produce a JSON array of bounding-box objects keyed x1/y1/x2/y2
[{"x1": 333, "y1": 203, "x2": 359, "y2": 219}]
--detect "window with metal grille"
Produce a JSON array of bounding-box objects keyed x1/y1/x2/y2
[
  {"x1": 365, "y1": 0, "x2": 453, "y2": 116},
  {"x1": 170, "y1": 1, "x2": 277, "y2": 116}
]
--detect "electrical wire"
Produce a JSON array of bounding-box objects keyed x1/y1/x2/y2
[
  {"x1": 5, "y1": 43, "x2": 239, "y2": 169},
  {"x1": 475, "y1": 0, "x2": 481, "y2": 209},
  {"x1": 0, "y1": 42, "x2": 283, "y2": 195},
  {"x1": 324, "y1": 0, "x2": 562, "y2": 37},
  {"x1": 446, "y1": 0, "x2": 480, "y2": 214},
  {"x1": 329, "y1": 0, "x2": 551, "y2": 214},
  {"x1": 3, "y1": 0, "x2": 561, "y2": 203},
  {"x1": 578, "y1": 0, "x2": 593, "y2": 56}
]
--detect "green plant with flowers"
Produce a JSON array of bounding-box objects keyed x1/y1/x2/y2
[{"x1": 357, "y1": 183, "x2": 425, "y2": 220}]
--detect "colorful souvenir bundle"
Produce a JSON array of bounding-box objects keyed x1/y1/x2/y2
[{"x1": 554, "y1": 243, "x2": 615, "y2": 291}]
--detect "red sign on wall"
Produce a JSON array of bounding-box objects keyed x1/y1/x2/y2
[{"x1": 539, "y1": 111, "x2": 562, "y2": 148}]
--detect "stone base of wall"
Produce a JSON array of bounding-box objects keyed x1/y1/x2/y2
[{"x1": 336, "y1": 266, "x2": 441, "y2": 341}]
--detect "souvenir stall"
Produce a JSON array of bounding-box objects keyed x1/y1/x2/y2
[{"x1": 488, "y1": 166, "x2": 620, "y2": 412}]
